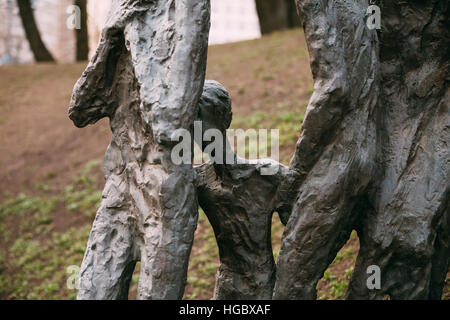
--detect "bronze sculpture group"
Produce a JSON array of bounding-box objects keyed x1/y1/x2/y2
[{"x1": 69, "y1": 0, "x2": 449, "y2": 300}]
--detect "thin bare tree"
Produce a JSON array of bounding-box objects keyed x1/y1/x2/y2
[
  {"x1": 74, "y1": 0, "x2": 88, "y2": 61},
  {"x1": 255, "y1": 0, "x2": 301, "y2": 35},
  {"x1": 16, "y1": 0, "x2": 54, "y2": 62}
]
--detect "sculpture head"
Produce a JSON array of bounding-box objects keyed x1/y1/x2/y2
[{"x1": 196, "y1": 80, "x2": 233, "y2": 152}]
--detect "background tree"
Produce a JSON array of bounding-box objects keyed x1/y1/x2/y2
[
  {"x1": 74, "y1": 0, "x2": 89, "y2": 61},
  {"x1": 285, "y1": 0, "x2": 301, "y2": 29},
  {"x1": 255, "y1": 0, "x2": 302, "y2": 35},
  {"x1": 16, "y1": 0, "x2": 54, "y2": 62}
]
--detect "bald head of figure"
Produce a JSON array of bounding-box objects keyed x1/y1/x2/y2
[{"x1": 197, "y1": 80, "x2": 233, "y2": 135}]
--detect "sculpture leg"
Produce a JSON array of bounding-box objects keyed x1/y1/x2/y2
[
  {"x1": 273, "y1": 0, "x2": 378, "y2": 300},
  {"x1": 77, "y1": 176, "x2": 137, "y2": 300},
  {"x1": 348, "y1": 181, "x2": 449, "y2": 300},
  {"x1": 348, "y1": 85, "x2": 450, "y2": 299},
  {"x1": 348, "y1": 229, "x2": 448, "y2": 300},
  {"x1": 132, "y1": 161, "x2": 198, "y2": 300},
  {"x1": 428, "y1": 212, "x2": 450, "y2": 300},
  {"x1": 274, "y1": 149, "x2": 372, "y2": 300}
]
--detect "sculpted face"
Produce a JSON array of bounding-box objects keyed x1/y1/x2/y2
[{"x1": 196, "y1": 80, "x2": 233, "y2": 152}]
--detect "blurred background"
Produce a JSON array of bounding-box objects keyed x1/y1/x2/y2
[
  {"x1": 0, "y1": 0, "x2": 302, "y2": 65},
  {"x1": 0, "y1": 0, "x2": 448, "y2": 300}
]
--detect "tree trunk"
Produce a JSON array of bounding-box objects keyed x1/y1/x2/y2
[
  {"x1": 74, "y1": 0, "x2": 89, "y2": 61},
  {"x1": 274, "y1": 0, "x2": 449, "y2": 300},
  {"x1": 286, "y1": 0, "x2": 302, "y2": 29},
  {"x1": 255, "y1": 0, "x2": 301, "y2": 35},
  {"x1": 16, "y1": 0, "x2": 54, "y2": 62}
]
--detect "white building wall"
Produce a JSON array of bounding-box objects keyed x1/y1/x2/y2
[
  {"x1": 209, "y1": 0, "x2": 261, "y2": 45},
  {"x1": 87, "y1": 0, "x2": 109, "y2": 57},
  {"x1": 0, "y1": 0, "x2": 33, "y2": 64},
  {"x1": 34, "y1": 0, "x2": 75, "y2": 63}
]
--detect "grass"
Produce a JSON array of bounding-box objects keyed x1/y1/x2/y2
[
  {"x1": 2, "y1": 226, "x2": 90, "y2": 300},
  {"x1": 317, "y1": 231, "x2": 360, "y2": 300},
  {"x1": 0, "y1": 162, "x2": 101, "y2": 299}
]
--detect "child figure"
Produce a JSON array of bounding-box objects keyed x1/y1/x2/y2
[{"x1": 194, "y1": 81, "x2": 299, "y2": 299}]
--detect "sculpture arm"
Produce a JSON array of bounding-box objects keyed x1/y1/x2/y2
[
  {"x1": 124, "y1": 0, "x2": 211, "y2": 144},
  {"x1": 69, "y1": 0, "x2": 211, "y2": 136},
  {"x1": 195, "y1": 160, "x2": 300, "y2": 226},
  {"x1": 68, "y1": 27, "x2": 126, "y2": 128}
]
